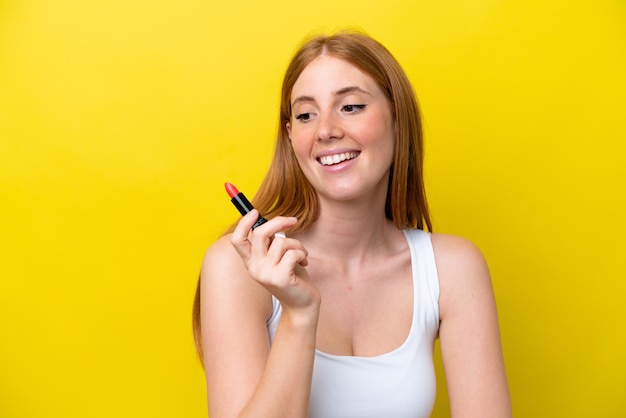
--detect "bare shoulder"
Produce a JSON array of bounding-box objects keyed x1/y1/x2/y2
[
  {"x1": 201, "y1": 233, "x2": 242, "y2": 271},
  {"x1": 430, "y1": 233, "x2": 492, "y2": 316},
  {"x1": 199, "y1": 233, "x2": 273, "y2": 363},
  {"x1": 200, "y1": 233, "x2": 272, "y2": 316},
  {"x1": 430, "y1": 233, "x2": 488, "y2": 272},
  {"x1": 201, "y1": 234, "x2": 244, "y2": 279},
  {"x1": 431, "y1": 233, "x2": 484, "y2": 262}
]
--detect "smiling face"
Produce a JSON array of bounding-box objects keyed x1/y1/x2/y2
[{"x1": 286, "y1": 55, "x2": 396, "y2": 204}]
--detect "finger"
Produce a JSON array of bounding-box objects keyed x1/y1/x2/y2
[
  {"x1": 277, "y1": 248, "x2": 309, "y2": 275},
  {"x1": 266, "y1": 237, "x2": 308, "y2": 266},
  {"x1": 255, "y1": 216, "x2": 298, "y2": 238},
  {"x1": 230, "y1": 209, "x2": 261, "y2": 261},
  {"x1": 249, "y1": 216, "x2": 298, "y2": 259}
]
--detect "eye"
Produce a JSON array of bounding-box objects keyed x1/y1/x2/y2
[
  {"x1": 295, "y1": 113, "x2": 312, "y2": 122},
  {"x1": 341, "y1": 104, "x2": 366, "y2": 113}
]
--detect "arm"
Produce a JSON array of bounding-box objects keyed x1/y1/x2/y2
[
  {"x1": 199, "y1": 211, "x2": 320, "y2": 418},
  {"x1": 432, "y1": 234, "x2": 511, "y2": 417}
]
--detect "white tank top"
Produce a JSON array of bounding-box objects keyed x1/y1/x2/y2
[{"x1": 266, "y1": 229, "x2": 440, "y2": 417}]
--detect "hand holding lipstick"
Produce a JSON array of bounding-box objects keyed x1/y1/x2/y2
[{"x1": 230, "y1": 209, "x2": 320, "y2": 312}]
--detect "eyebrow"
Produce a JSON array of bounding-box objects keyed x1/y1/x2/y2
[{"x1": 291, "y1": 85, "x2": 371, "y2": 107}]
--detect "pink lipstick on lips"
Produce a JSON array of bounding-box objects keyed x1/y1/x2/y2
[{"x1": 224, "y1": 182, "x2": 268, "y2": 230}]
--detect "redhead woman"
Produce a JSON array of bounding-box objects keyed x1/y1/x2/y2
[{"x1": 192, "y1": 31, "x2": 511, "y2": 418}]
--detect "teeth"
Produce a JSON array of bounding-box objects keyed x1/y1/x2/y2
[{"x1": 319, "y1": 152, "x2": 359, "y2": 166}]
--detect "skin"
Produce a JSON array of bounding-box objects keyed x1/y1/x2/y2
[{"x1": 199, "y1": 55, "x2": 511, "y2": 417}]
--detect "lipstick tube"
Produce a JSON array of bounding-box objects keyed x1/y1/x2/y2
[{"x1": 225, "y1": 182, "x2": 268, "y2": 230}]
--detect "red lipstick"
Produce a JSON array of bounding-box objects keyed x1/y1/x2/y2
[{"x1": 225, "y1": 182, "x2": 268, "y2": 230}]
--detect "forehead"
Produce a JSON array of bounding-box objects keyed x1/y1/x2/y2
[{"x1": 290, "y1": 55, "x2": 379, "y2": 98}]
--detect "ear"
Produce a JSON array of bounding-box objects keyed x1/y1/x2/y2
[{"x1": 286, "y1": 121, "x2": 292, "y2": 140}]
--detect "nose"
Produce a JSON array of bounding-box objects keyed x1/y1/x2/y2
[{"x1": 316, "y1": 111, "x2": 343, "y2": 142}]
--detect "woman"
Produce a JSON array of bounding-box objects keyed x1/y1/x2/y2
[{"x1": 192, "y1": 31, "x2": 511, "y2": 417}]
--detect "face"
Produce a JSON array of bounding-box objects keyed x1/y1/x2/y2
[{"x1": 286, "y1": 55, "x2": 395, "y2": 203}]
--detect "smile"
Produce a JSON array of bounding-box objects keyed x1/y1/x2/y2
[{"x1": 318, "y1": 152, "x2": 360, "y2": 166}]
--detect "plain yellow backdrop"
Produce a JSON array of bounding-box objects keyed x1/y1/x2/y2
[{"x1": 1, "y1": 1, "x2": 624, "y2": 417}]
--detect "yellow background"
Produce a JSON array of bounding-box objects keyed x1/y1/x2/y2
[{"x1": 1, "y1": 1, "x2": 624, "y2": 417}]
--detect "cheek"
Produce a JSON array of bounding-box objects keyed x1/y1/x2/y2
[
  {"x1": 289, "y1": 124, "x2": 314, "y2": 153},
  {"x1": 359, "y1": 112, "x2": 395, "y2": 147},
  {"x1": 289, "y1": 135, "x2": 311, "y2": 167}
]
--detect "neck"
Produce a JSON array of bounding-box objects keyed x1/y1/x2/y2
[{"x1": 297, "y1": 195, "x2": 399, "y2": 262}]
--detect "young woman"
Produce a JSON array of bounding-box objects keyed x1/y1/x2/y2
[{"x1": 192, "y1": 31, "x2": 511, "y2": 418}]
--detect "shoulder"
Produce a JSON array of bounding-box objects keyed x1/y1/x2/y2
[
  {"x1": 201, "y1": 233, "x2": 243, "y2": 273},
  {"x1": 430, "y1": 233, "x2": 488, "y2": 274},
  {"x1": 430, "y1": 233, "x2": 492, "y2": 317},
  {"x1": 200, "y1": 234, "x2": 273, "y2": 320}
]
